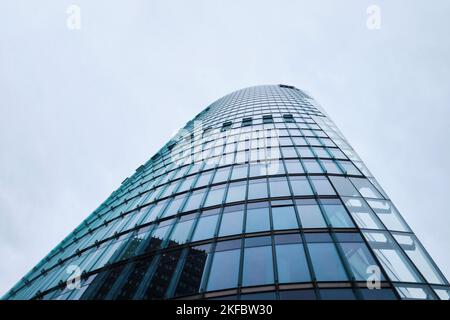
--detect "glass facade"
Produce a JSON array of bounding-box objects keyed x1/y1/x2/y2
[{"x1": 3, "y1": 84, "x2": 448, "y2": 300}]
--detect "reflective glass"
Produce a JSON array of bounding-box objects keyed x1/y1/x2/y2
[
  {"x1": 310, "y1": 176, "x2": 336, "y2": 196},
  {"x1": 206, "y1": 249, "x2": 240, "y2": 291},
  {"x1": 271, "y1": 206, "x2": 298, "y2": 230},
  {"x1": 218, "y1": 206, "x2": 244, "y2": 237},
  {"x1": 242, "y1": 245, "x2": 274, "y2": 286},
  {"x1": 308, "y1": 242, "x2": 348, "y2": 281},
  {"x1": 269, "y1": 177, "x2": 291, "y2": 197},
  {"x1": 296, "y1": 199, "x2": 326, "y2": 228},
  {"x1": 289, "y1": 176, "x2": 313, "y2": 196},
  {"x1": 320, "y1": 199, "x2": 355, "y2": 228},
  {"x1": 246, "y1": 203, "x2": 270, "y2": 233},
  {"x1": 247, "y1": 178, "x2": 268, "y2": 200},
  {"x1": 276, "y1": 243, "x2": 310, "y2": 283},
  {"x1": 226, "y1": 181, "x2": 247, "y2": 203},
  {"x1": 191, "y1": 210, "x2": 219, "y2": 242}
]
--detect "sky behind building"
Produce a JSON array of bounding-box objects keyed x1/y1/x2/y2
[{"x1": 1, "y1": 0, "x2": 450, "y2": 296}]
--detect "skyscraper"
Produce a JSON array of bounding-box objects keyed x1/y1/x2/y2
[{"x1": 4, "y1": 85, "x2": 449, "y2": 300}]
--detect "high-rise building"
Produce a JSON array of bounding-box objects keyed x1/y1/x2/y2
[{"x1": 4, "y1": 85, "x2": 449, "y2": 300}]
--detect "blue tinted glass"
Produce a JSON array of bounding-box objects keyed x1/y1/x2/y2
[
  {"x1": 308, "y1": 243, "x2": 348, "y2": 281},
  {"x1": 183, "y1": 190, "x2": 206, "y2": 211},
  {"x1": 242, "y1": 246, "x2": 274, "y2": 286},
  {"x1": 269, "y1": 177, "x2": 291, "y2": 197},
  {"x1": 247, "y1": 179, "x2": 268, "y2": 200},
  {"x1": 219, "y1": 209, "x2": 244, "y2": 237},
  {"x1": 170, "y1": 218, "x2": 194, "y2": 245},
  {"x1": 290, "y1": 177, "x2": 313, "y2": 196},
  {"x1": 191, "y1": 213, "x2": 219, "y2": 242},
  {"x1": 226, "y1": 181, "x2": 247, "y2": 203},
  {"x1": 207, "y1": 249, "x2": 240, "y2": 291},
  {"x1": 272, "y1": 206, "x2": 298, "y2": 230},
  {"x1": 246, "y1": 205, "x2": 270, "y2": 233},
  {"x1": 276, "y1": 243, "x2": 310, "y2": 283},
  {"x1": 339, "y1": 242, "x2": 384, "y2": 281},
  {"x1": 310, "y1": 177, "x2": 336, "y2": 196},
  {"x1": 204, "y1": 185, "x2": 226, "y2": 207},
  {"x1": 296, "y1": 200, "x2": 326, "y2": 228},
  {"x1": 321, "y1": 199, "x2": 355, "y2": 228}
]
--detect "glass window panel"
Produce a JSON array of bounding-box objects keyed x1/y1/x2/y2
[
  {"x1": 183, "y1": 189, "x2": 206, "y2": 212},
  {"x1": 289, "y1": 176, "x2": 313, "y2": 196},
  {"x1": 169, "y1": 215, "x2": 195, "y2": 245},
  {"x1": 242, "y1": 246, "x2": 274, "y2": 286},
  {"x1": 363, "y1": 231, "x2": 423, "y2": 283},
  {"x1": 339, "y1": 241, "x2": 384, "y2": 281},
  {"x1": 303, "y1": 159, "x2": 323, "y2": 173},
  {"x1": 285, "y1": 159, "x2": 304, "y2": 174},
  {"x1": 308, "y1": 243, "x2": 348, "y2": 281},
  {"x1": 206, "y1": 249, "x2": 240, "y2": 291},
  {"x1": 393, "y1": 233, "x2": 446, "y2": 285},
  {"x1": 203, "y1": 184, "x2": 226, "y2": 207},
  {"x1": 350, "y1": 178, "x2": 383, "y2": 199},
  {"x1": 161, "y1": 195, "x2": 185, "y2": 218},
  {"x1": 320, "y1": 289, "x2": 355, "y2": 300},
  {"x1": 321, "y1": 160, "x2": 342, "y2": 174},
  {"x1": 266, "y1": 160, "x2": 285, "y2": 175},
  {"x1": 246, "y1": 203, "x2": 270, "y2": 233},
  {"x1": 226, "y1": 181, "x2": 247, "y2": 203},
  {"x1": 320, "y1": 199, "x2": 355, "y2": 228},
  {"x1": 231, "y1": 164, "x2": 248, "y2": 180},
  {"x1": 297, "y1": 147, "x2": 314, "y2": 157},
  {"x1": 366, "y1": 199, "x2": 410, "y2": 232},
  {"x1": 339, "y1": 161, "x2": 361, "y2": 175},
  {"x1": 177, "y1": 176, "x2": 195, "y2": 193},
  {"x1": 174, "y1": 245, "x2": 209, "y2": 297},
  {"x1": 329, "y1": 176, "x2": 359, "y2": 197},
  {"x1": 272, "y1": 206, "x2": 299, "y2": 230},
  {"x1": 296, "y1": 199, "x2": 326, "y2": 228},
  {"x1": 212, "y1": 167, "x2": 231, "y2": 184},
  {"x1": 395, "y1": 285, "x2": 437, "y2": 300},
  {"x1": 269, "y1": 177, "x2": 291, "y2": 197},
  {"x1": 191, "y1": 210, "x2": 219, "y2": 242},
  {"x1": 249, "y1": 162, "x2": 267, "y2": 177},
  {"x1": 342, "y1": 197, "x2": 384, "y2": 230},
  {"x1": 276, "y1": 243, "x2": 311, "y2": 283},
  {"x1": 247, "y1": 178, "x2": 268, "y2": 200},
  {"x1": 310, "y1": 176, "x2": 336, "y2": 196},
  {"x1": 218, "y1": 205, "x2": 244, "y2": 237}
]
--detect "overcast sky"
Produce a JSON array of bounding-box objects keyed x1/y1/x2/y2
[{"x1": 1, "y1": 0, "x2": 449, "y2": 296}]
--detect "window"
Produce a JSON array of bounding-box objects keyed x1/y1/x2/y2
[
  {"x1": 226, "y1": 181, "x2": 247, "y2": 203},
  {"x1": 174, "y1": 244, "x2": 210, "y2": 297},
  {"x1": 297, "y1": 146, "x2": 314, "y2": 157},
  {"x1": 249, "y1": 162, "x2": 267, "y2": 177},
  {"x1": 289, "y1": 176, "x2": 313, "y2": 196},
  {"x1": 283, "y1": 114, "x2": 295, "y2": 123},
  {"x1": 247, "y1": 178, "x2": 268, "y2": 200},
  {"x1": 269, "y1": 177, "x2": 291, "y2": 197},
  {"x1": 245, "y1": 202, "x2": 270, "y2": 233},
  {"x1": 366, "y1": 199, "x2": 410, "y2": 232},
  {"x1": 339, "y1": 161, "x2": 361, "y2": 175},
  {"x1": 212, "y1": 167, "x2": 231, "y2": 184},
  {"x1": 183, "y1": 189, "x2": 206, "y2": 212},
  {"x1": 395, "y1": 284, "x2": 437, "y2": 300},
  {"x1": 336, "y1": 233, "x2": 384, "y2": 281},
  {"x1": 206, "y1": 242, "x2": 241, "y2": 291},
  {"x1": 191, "y1": 209, "x2": 220, "y2": 242},
  {"x1": 350, "y1": 178, "x2": 383, "y2": 199},
  {"x1": 271, "y1": 206, "x2": 298, "y2": 230},
  {"x1": 296, "y1": 199, "x2": 326, "y2": 228},
  {"x1": 169, "y1": 214, "x2": 195, "y2": 245},
  {"x1": 242, "y1": 237, "x2": 274, "y2": 286},
  {"x1": 309, "y1": 176, "x2": 336, "y2": 196},
  {"x1": 221, "y1": 121, "x2": 232, "y2": 132},
  {"x1": 162, "y1": 195, "x2": 185, "y2": 218},
  {"x1": 218, "y1": 205, "x2": 244, "y2": 237},
  {"x1": 320, "y1": 199, "x2": 355, "y2": 228},
  {"x1": 363, "y1": 231, "x2": 422, "y2": 283},
  {"x1": 284, "y1": 159, "x2": 304, "y2": 174},
  {"x1": 321, "y1": 160, "x2": 342, "y2": 174},
  {"x1": 307, "y1": 237, "x2": 348, "y2": 281},
  {"x1": 275, "y1": 241, "x2": 310, "y2": 283},
  {"x1": 342, "y1": 197, "x2": 385, "y2": 230},
  {"x1": 241, "y1": 117, "x2": 253, "y2": 127},
  {"x1": 303, "y1": 159, "x2": 323, "y2": 173},
  {"x1": 393, "y1": 233, "x2": 446, "y2": 285},
  {"x1": 262, "y1": 115, "x2": 273, "y2": 124},
  {"x1": 329, "y1": 176, "x2": 359, "y2": 197},
  {"x1": 194, "y1": 171, "x2": 213, "y2": 188},
  {"x1": 203, "y1": 184, "x2": 226, "y2": 207}
]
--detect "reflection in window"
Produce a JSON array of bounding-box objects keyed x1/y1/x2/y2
[
  {"x1": 183, "y1": 189, "x2": 206, "y2": 212},
  {"x1": 296, "y1": 199, "x2": 326, "y2": 228},
  {"x1": 363, "y1": 231, "x2": 422, "y2": 283},
  {"x1": 212, "y1": 167, "x2": 231, "y2": 184},
  {"x1": 329, "y1": 176, "x2": 359, "y2": 197},
  {"x1": 218, "y1": 205, "x2": 244, "y2": 237},
  {"x1": 206, "y1": 241, "x2": 240, "y2": 291},
  {"x1": 203, "y1": 184, "x2": 226, "y2": 207},
  {"x1": 246, "y1": 202, "x2": 270, "y2": 233},
  {"x1": 284, "y1": 159, "x2": 304, "y2": 174},
  {"x1": 303, "y1": 159, "x2": 323, "y2": 174},
  {"x1": 321, "y1": 160, "x2": 342, "y2": 174},
  {"x1": 395, "y1": 284, "x2": 437, "y2": 300},
  {"x1": 308, "y1": 241, "x2": 348, "y2": 281},
  {"x1": 231, "y1": 164, "x2": 248, "y2": 180},
  {"x1": 393, "y1": 233, "x2": 446, "y2": 284},
  {"x1": 320, "y1": 199, "x2": 355, "y2": 228},
  {"x1": 169, "y1": 214, "x2": 195, "y2": 245}
]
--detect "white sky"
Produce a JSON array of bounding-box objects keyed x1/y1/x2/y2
[{"x1": 1, "y1": 0, "x2": 449, "y2": 296}]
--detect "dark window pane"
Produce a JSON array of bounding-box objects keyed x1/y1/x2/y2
[
  {"x1": 276, "y1": 243, "x2": 310, "y2": 283},
  {"x1": 206, "y1": 249, "x2": 240, "y2": 291},
  {"x1": 308, "y1": 243, "x2": 348, "y2": 281}
]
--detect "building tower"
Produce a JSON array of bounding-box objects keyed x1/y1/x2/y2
[{"x1": 4, "y1": 85, "x2": 449, "y2": 300}]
